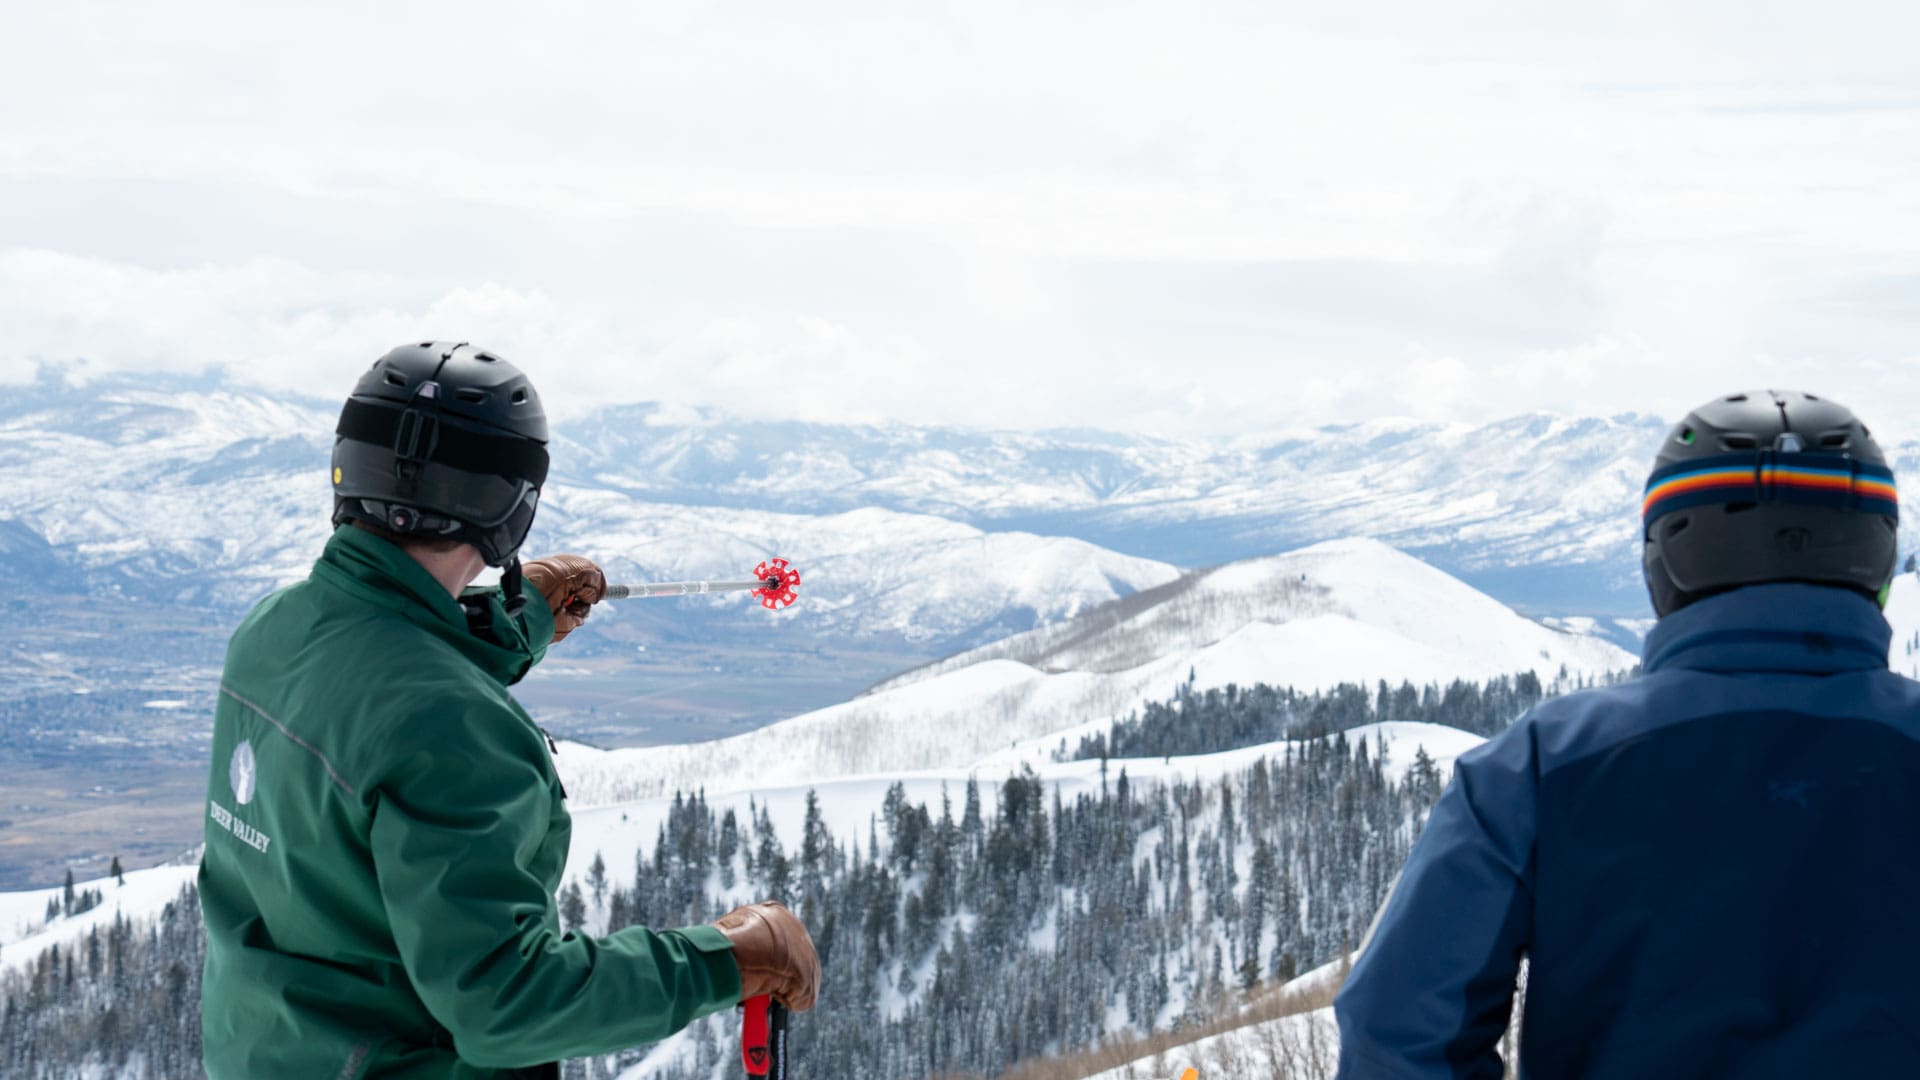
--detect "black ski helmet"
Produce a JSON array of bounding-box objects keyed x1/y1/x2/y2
[
  {"x1": 331, "y1": 342, "x2": 549, "y2": 579},
  {"x1": 1642, "y1": 390, "x2": 1899, "y2": 617}
]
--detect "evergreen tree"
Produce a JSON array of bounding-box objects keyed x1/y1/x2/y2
[
  {"x1": 560, "y1": 882, "x2": 587, "y2": 932},
  {"x1": 587, "y1": 852, "x2": 607, "y2": 911}
]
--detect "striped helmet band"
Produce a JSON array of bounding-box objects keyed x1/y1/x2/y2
[{"x1": 1643, "y1": 451, "x2": 1899, "y2": 526}]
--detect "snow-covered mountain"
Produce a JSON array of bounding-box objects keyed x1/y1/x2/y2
[
  {"x1": 10, "y1": 369, "x2": 1920, "y2": 624},
  {"x1": 872, "y1": 537, "x2": 1630, "y2": 693},
  {"x1": 552, "y1": 539, "x2": 1633, "y2": 806},
  {"x1": 563, "y1": 407, "x2": 1672, "y2": 611},
  {"x1": 0, "y1": 372, "x2": 1178, "y2": 651}
]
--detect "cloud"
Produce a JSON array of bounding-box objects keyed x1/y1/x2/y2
[
  {"x1": 1397, "y1": 353, "x2": 1476, "y2": 421},
  {"x1": 5, "y1": 5, "x2": 1920, "y2": 435}
]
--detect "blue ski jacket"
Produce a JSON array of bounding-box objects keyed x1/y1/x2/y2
[{"x1": 1335, "y1": 583, "x2": 1920, "y2": 1078}]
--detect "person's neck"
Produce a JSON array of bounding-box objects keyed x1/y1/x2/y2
[{"x1": 405, "y1": 545, "x2": 488, "y2": 598}]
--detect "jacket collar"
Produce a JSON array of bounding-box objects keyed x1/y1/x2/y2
[
  {"x1": 310, "y1": 525, "x2": 551, "y2": 686},
  {"x1": 1641, "y1": 582, "x2": 1891, "y2": 676}
]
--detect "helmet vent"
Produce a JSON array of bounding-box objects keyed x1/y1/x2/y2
[
  {"x1": 384, "y1": 372, "x2": 407, "y2": 387},
  {"x1": 1727, "y1": 393, "x2": 1749, "y2": 403},
  {"x1": 474, "y1": 352, "x2": 499, "y2": 364},
  {"x1": 1721, "y1": 435, "x2": 1758, "y2": 450},
  {"x1": 511, "y1": 389, "x2": 529, "y2": 405},
  {"x1": 455, "y1": 388, "x2": 490, "y2": 404},
  {"x1": 1820, "y1": 433, "x2": 1851, "y2": 449},
  {"x1": 1725, "y1": 501, "x2": 1758, "y2": 515}
]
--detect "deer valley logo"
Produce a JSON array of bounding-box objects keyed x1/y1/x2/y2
[
  {"x1": 212, "y1": 740, "x2": 273, "y2": 855},
  {"x1": 230, "y1": 740, "x2": 258, "y2": 805}
]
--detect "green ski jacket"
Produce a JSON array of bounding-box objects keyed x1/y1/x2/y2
[{"x1": 200, "y1": 526, "x2": 741, "y2": 1078}]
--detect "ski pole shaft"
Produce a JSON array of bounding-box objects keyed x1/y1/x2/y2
[
  {"x1": 604, "y1": 558, "x2": 803, "y2": 610},
  {"x1": 604, "y1": 579, "x2": 775, "y2": 599}
]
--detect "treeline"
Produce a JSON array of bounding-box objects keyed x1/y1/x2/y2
[
  {"x1": 1071, "y1": 668, "x2": 1627, "y2": 762},
  {"x1": 0, "y1": 885, "x2": 204, "y2": 1077},
  {"x1": 2, "y1": 727, "x2": 1458, "y2": 1078},
  {"x1": 576, "y1": 728, "x2": 1444, "y2": 1078}
]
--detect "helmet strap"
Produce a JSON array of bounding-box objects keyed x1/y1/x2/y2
[{"x1": 501, "y1": 557, "x2": 528, "y2": 616}]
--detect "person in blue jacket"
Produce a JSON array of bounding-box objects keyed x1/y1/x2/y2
[{"x1": 1334, "y1": 390, "x2": 1917, "y2": 1078}]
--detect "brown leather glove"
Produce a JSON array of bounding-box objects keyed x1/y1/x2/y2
[
  {"x1": 522, "y1": 555, "x2": 606, "y2": 644},
  {"x1": 713, "y1": 901, "x2": 820, "y2": 1012}
]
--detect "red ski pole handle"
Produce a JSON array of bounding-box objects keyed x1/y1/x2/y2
[{"x1": 741, "y1": 994, "x2": 789, "y2": 1077}]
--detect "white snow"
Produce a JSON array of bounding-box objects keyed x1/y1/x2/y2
[
  {"x1": 0, "y1": 863, "x2": 201, "y2": 975},
  {"x1": 1879, "y1": 574, "x2": 1920, "y2": 682}
]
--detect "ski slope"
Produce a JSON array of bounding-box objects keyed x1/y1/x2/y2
[{"x1": 554, "y1": 540, "x2": 1631, "y2": 806}]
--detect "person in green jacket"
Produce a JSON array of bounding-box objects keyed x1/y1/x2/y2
[{"x1": 200, "y1": 342, "x2": 819, "y2": 1078}]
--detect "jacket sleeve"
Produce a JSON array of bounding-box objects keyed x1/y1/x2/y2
[
  {"x1": 1333, "y1": 720, "x2": 1537, "y2": 1079},
  {"x1": 368, "y1": 697, "x2": 742, "y2": 1067}
]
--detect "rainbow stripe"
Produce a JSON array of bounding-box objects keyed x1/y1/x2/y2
[{"x1": 1643, "y1": 452, "x2": 1898, "y2": 524}]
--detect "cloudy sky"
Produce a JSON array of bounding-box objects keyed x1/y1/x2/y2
[{"x1": 4, "y1": 2, "x2": 1920, "y2": 435}]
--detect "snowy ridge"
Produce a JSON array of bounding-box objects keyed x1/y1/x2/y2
[
  {"x1": 0, "y1": 377, "x2": 1179, "y2": 646},
  {"x1": 552, "y1": 541, "x2": 1630, "y2": 807},
  {"x1": 0, "y1": 863, "x2": 200, "y2": 976},
  {"x1": 870, "y1": 537, "x2": 1630, "y2": 693}
]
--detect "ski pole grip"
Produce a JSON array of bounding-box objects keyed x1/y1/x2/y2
[
  {"x1": 604, "y1": 584, "x2": 632, "y2": 600},
  {"x1": 741, "y1": 994, "x2": 789, "y2": 1077}
]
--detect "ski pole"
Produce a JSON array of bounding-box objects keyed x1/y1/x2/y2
[
  {"x1": 741, "y1": 994, "x2": 789, "y2": 1078},
  {"x1": 603, "y1": 558, "x2": 802, "y2": 610}
]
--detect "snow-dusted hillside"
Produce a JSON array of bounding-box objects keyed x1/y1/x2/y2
[
  {"x1": 561, "y1": 725, "x2": 1478, "y2": 1080},
  {"x1": 552, "y1": 540, "x2": 1630, "y2": 806},
  {"x1": 0, "y1": 862, "x2": 200, "y2": 976},
  {"x1": 557, "y1": 720, "x2": 1485, "y2": 895}
]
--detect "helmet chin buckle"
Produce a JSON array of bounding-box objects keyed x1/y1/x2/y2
[{"x1": 500, "y1": 558, "x2": 528, "y2": 616}]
